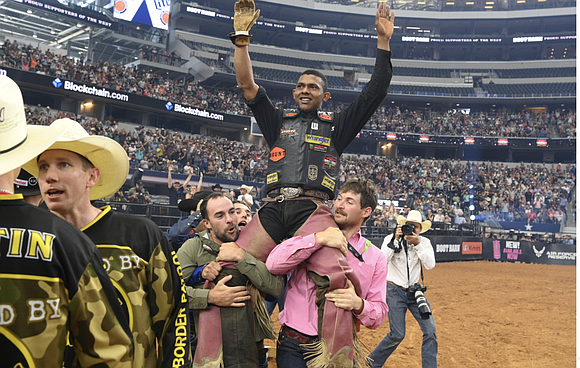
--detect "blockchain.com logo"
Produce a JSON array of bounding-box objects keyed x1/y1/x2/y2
[
  {"x1": 52, "y1": 78, "x2": 63, "y2": 88},
  {"x1": 165, "y1": 102, "x2": 174, "y2": 111}
]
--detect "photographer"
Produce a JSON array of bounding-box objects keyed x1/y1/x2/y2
[
  {"x1": 369, "y1": 210, "x2": 438, "y2": 368},
  {"x1": 127, "y1": 180, "x2": 151, "y2": 204}
]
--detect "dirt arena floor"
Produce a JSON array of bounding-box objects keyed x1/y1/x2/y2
[{"x1": 265, "y1": 260, "x2": 576, "y2": 367}]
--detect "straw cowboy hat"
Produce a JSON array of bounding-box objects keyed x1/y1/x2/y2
[
  {"x1": 24, "y1": 118, "x2": 129, "y2": 200},
  {"x1": 0, "y1": 76, "x2": 66, "y2": 176},
  {"x1": 397, "y1": 210, "x2": 432, "y2": 233},
  {"x1": 240, "y1": 184, "x2": 254, "y2": 193}
]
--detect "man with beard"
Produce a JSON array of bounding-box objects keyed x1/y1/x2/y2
[
  {"x1": 177, "y1": 192, "x2": 284, "y2": 367},
  {"x1": 266, "y1": 178, "x2": 388, "y2": 368}
]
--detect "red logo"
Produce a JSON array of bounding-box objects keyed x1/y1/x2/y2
[
  {"x1": 319, "y1": 114, "x2": 332, "y2": 121},
  {"x1": 270, "y1": 147, "x2": 286, "y2": 162},
  {"x1": 462, "y1": 242, "x2": 482, "y2": 254},
  {"x1": 285, "y1": 112, "x2": 298, "y2": 117}
]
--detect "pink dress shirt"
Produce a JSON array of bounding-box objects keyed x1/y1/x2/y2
[{"x1": 266, "y1": 231, "x2": 388, "y2": 336}]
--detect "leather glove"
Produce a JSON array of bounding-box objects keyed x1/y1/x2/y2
[{"x1": 229, "y1": 0, "x2": 260, "y2": 46}]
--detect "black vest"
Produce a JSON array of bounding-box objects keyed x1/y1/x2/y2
[{"x1": 264, "y1": 109, "x2": 340, "y2": 199}]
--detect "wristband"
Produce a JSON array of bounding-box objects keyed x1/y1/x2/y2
[{"x1": 228, "y1": 31, "x2": 251, "y2": 46}]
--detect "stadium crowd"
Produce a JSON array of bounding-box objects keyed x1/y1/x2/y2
[
  {"x1": 2, "y1": 39, "x2": 576, "y2": 139},
  {"x1": 25, "y1": 105, "x2": 575, "y2": 229}
]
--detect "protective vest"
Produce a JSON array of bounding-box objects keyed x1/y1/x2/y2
[{"x1": 264, "y1": 109, "x2": 340, "y2": 199}]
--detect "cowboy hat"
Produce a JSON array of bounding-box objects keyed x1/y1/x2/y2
[
  {"x1": 178, "y1": 190, "x2": 212, "y2": 213},
  {"x1": 23, "y1": 118, "x2": 129, "y2": 200},
  {"x1": 397, "y1": 210, "x2": 431, "y2": 233},
  {"x1": 211, "y1": 183, "x2": 223, "y2": 190},
  {"x1": 0, "y1": 76, "x2": 66, "y2": 176},
  {"x1": 240, "y1": 184, "x2": 253, "y2": 193}
]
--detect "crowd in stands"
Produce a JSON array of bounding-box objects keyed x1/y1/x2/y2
[
  {"x1": 1, "y1": 39, "x2": 576, "y2": 139},
  {"x1": 25, "y1": 104, "x2": 576, "y2": 231},
  {"x1": 343, "y1": 155, "x2": 575, "y2": 228}
]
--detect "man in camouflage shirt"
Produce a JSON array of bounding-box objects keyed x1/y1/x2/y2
[
  {"x1": 29, "y1": 118, "x2": 191, "y2": 368},
  {"x1": 0, "y1": 75, "x2": 133, "y2": 367}
]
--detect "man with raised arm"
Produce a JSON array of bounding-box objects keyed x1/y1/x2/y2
[{"x1": 194, "y1": 1, "x2": 394, "y2": 366}]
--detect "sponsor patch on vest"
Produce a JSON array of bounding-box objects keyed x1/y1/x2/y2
[
  {"x1": 305, "y1": 134, "x2": 331, "y2": 146},
  {"x1": 311, "y1": 144, "x2": 328, "y2": 153},
  {"x1": 267, "y1": 173, "x2": 279, "y2": 184},
  {"x1": 280, "y1": 129, "x2": 297, "y2": 138},
  {"x1": 284, "y1": 112, "x2": 298, "y2": 117},
  {"x1": 269, "y1": 147, "x2": 286, "y2": 162},
  {"x1": 318, "y1": 111, "x2": 333, "y2": 121},
  {"x1": 311, "y1": 122, "x2": 319, "y2": 130},
  {"x1": 324, "y1": 155, "x2": 337, "y2": 169},
  {"x1": 308, "y1": 165, "x2": 318, "y2": 181},
  {"x1": 321, "y1": 176, "x2": 336, "y2": 191}
]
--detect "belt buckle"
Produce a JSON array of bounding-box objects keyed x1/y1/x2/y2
[{"x1": 280, "y1": 187, "x2": 301, "y2": 199}]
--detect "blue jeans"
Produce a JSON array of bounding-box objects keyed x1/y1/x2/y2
[
  {"x1": 369, "y1": 283, "x2": 438, "y2": 368},
  {"x1": 276, "y1": 329, "x2": 315, "y2": 368}
]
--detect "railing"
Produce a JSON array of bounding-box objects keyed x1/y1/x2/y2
[{"x1": 97, "y1": 200, "x2": 568, "y2": 239}]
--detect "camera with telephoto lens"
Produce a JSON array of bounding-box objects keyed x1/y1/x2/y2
[
  {"x1": 407, "y1": 283, "x2": 432, "y2": 319},
  {"x1": 401, "y1": 223, "x2": 416, "y2": 236}
]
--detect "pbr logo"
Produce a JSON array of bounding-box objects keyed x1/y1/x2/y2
[{"x1": 308, "y1": 165, "x2": 318, "y2": 181}]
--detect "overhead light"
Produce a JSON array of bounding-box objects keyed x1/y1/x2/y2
[
  {"x1": 446, "y1": 2, "x2": 455, "y2": 4},
  {"x1": 77, "y1": 23, "x2": 83, "y2": 27},
  {"x1": 407, "y1": 26, "x2": 420, "y2": 29},
  {"x1": 517, "y1": 0, "x2": 525, "y2": 3},
  {"x1": 32, "y1": 33, "x2": 37, "y2": 38},
  {"x1": 484, "y1": 5, "x2": 493, "y2": 8},
  {"x1": 27, "y1": 9, "x2": 32, "y2": 13},
  {"x1": 82, "y1": 101, "x2": 93, "y2": 107},
  {"x1": 50, "y1": 29, "x2": 55, "y2": 34},
  {"x1": 486, "y1": 1, "x2": 494, "y2": 4},
  {"x1": 466, "y1": 2, "x2": 474, "y2": 4}
]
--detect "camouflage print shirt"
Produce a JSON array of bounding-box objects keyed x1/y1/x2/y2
[
  {"x1": 0, "y1": 195, "x2": 133, "y2": 367},
  {"x1": 81, "y1": 206, "x2": 191, "y2": 368}
]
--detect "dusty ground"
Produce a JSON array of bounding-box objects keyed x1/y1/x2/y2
[{"x1": 265, "y1": 261, "x2": 576, "y2": 367}]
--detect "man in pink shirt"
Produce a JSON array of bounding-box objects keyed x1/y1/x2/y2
[{"x1": 266, "y1": 178, "x2": 388, "y2": 368}]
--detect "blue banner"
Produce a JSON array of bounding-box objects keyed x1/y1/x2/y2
[{"x1": 497, "y1": 221, "x2": 560, "y2": 233}]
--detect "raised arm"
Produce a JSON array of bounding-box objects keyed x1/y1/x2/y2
[
  {"x1": 183, "y1": 166, "x2": 193, "y2": 187},
  {"x1": 375, "y1": 3, "x2": 395, "y2": 51},
  {"x1": 167, "y1": 164, "x2": 174, "y2": 189},
  {"x1": 196, "y1": 171, "x2": 203, "y2": 192},
  {"x1": 232, "y1": 0, "x2": 260, "y2": 101}
]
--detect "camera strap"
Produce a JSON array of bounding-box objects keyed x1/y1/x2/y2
[{"x1": 403, "y1": 239, "x2": 426, "y2": 287}]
